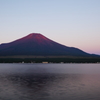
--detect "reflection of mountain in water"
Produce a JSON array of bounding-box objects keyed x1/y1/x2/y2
[
  {"x1": 0, "y1": 64, "x2": 100, "y2": 100},
  {"x1": 0, "y1": 73, "x2": 100, "y2": 100}
]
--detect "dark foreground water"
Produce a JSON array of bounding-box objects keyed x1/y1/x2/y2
[{"x1": 0, "y1": 63, "x2": 100, "y2": 100}]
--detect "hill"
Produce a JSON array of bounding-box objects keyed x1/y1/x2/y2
[{"x1": 0, "y1": 33, "x2": 98, "y2": 57}]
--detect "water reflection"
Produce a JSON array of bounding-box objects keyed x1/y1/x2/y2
[{"x1": 0, "y1": 64, "x2": 100, "y2": 100}]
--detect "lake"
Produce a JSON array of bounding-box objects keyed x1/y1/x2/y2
[{"x1": 0, "y1": 63, "x2": 100, "y2": 100}]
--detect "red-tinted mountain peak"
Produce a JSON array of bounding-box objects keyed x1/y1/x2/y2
[
  {"x1": 25, "y1": 33, "x2": 52, "y2": 44},
  {"x1": 9, "y1": 33, "x2": 53, "y2": 46},
  {"x1": 27, "y1": 33, "x2": 41, "y2": 37},
  {"x1": 23, "y1": 33, "x2": 47, "y2": 40},
  {"x1": 24, "y1": 33, "x2": 41, "y2": 39}
]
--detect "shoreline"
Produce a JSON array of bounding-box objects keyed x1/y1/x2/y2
[{"x1": 0, "y1": 56, "x2": 100, "y2": 63}]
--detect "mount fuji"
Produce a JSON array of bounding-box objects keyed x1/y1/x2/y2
[{"x1": 0, "y1": 33, "x2": 96, "y2": 57}]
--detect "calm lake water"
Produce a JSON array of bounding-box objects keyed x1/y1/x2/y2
[{"x1": 0, "y1": 63, "x2": 100, "y2": 100}]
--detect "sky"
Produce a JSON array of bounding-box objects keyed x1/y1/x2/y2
[{"x1": 0, "y1": 0, "x2": 100, "y2": 55}]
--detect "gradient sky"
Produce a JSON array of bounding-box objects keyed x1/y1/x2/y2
[{"x1": 0, "y1": 0, "x2": 100, "y2": 55}]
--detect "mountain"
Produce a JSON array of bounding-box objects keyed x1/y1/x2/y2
[{"x1": 0, "y1": 33, "x2": 96, "y2": 57}]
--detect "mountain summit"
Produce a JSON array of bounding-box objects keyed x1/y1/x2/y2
[{"x1": 0, "y1": 33, "x2": 92, "y2": 56}]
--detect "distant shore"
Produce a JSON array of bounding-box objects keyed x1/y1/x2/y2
[{"x1": 0, "y1": 56, "x2": 100, "y2": 63}]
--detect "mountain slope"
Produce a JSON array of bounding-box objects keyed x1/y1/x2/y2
[{"x1": 0, "y1": 33, "x2": 92, "y2": 56}]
